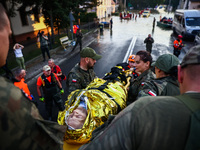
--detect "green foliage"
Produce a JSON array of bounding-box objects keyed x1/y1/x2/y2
[
  {"x1": 164, "y1": 0, "x2": 180, "y2": 10},
  {"x1": 79, "y1": 12, "x2": 97, "y2": 23},
  {"x1": 111, "y1": 12, "x2": 119, "y2": 16},
  {"x1": 127, "y1": 0, "x2": 167, "y2": 9}
]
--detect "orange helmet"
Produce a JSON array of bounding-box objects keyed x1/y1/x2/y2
[
  {"x1": 128, "y1": 55, "x2": 136, "y2": 62},
  {"x1": 178, "y1": 35, "x2": 183, "y2": 39}
]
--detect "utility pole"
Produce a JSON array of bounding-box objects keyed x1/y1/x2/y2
[
  {"x1": 168, "y1": 0, "x2": 171, "y2": 14},
  {"x1": 124, "y1": 0, "x2": 126, "y2": 10},
  {"x1": 69, "y1": 11, "x2": 75, "y2": 40}
]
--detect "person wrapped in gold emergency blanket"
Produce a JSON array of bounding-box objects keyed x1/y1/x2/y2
[{"x1": 57, "y1": 66, "x2": 132, "y2": 149}]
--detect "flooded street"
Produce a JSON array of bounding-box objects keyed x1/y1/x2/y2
[{"x1": 96, "y1": 12, "x2": 194, "y2": 63}]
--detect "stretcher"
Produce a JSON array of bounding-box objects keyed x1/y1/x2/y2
[{"x1": 58, "y1": 66, "x2": 132, "y2": 150}]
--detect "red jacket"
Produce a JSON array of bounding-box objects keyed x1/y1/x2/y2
[{"x1": 174, "y1": 39, "x2": 183, "y2": 50}]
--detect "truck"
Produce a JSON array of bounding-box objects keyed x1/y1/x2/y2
[{"x1": 172, "y1": 9, "x2": 200, "y2": 40}]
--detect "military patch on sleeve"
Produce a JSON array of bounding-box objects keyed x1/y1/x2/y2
[
  {"x1": 148, "y1": 90, "x2": 157, "y2": 96},
  {"x1": 72, "y1": 79, "x2": 77, "y2": 83}
]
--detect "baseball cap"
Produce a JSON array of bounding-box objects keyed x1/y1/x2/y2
[
  {"x1": 80, "y1": 47, "x2": 102, "y2": 60},
  {"x1": 180, "y1": 45, "x2": 200, "y2": 68},
  {"x1": 43, "y1": 65, "x2": 51, "y2": 71},
  {"x1": 154, "y1": 54, "x2": 179, "y2": 73}
]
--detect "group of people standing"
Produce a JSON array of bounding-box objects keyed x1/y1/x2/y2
[
  {"x1": 1, "y1": 2, "x2": 200, "y2": 149},
  {"x1": 13, "y1": 30, "x2": 51, "y2": 71}
]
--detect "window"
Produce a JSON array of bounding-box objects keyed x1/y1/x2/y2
[
  {"x1": 19, "y1": 6, "x2": 28, "y2": 26},
  {"x1": 186, "y1": 17, "x2": 200, "y2": 26},
  {"x1": 32, "y1": 7, "x2": 40, "y2": 23}
]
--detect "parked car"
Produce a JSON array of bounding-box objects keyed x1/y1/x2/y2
[
  {"x1": 142, "y1": 11, "x2": 150, "y2": 17},
  {"x1": 194, "y1": 32, "x2": 200, "y2": 45}
]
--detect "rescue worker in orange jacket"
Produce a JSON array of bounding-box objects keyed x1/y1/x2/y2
[
  {"x1": 173, "y1": 35, "x2": 184, "y2": 57},
  {"x1": 37, "y1": 65, "x2": 65, "y2": 121},
  {"x1": 14, "y1": 69, "x2": 35, "y2": 102}
]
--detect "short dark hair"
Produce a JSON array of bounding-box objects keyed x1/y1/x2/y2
[
  {"x1": 14, "y1": 69, "x2": 23, "y2": 77},
  {"x1": 136, "y1": 50, "x2": 152, "y2": 64},
  {"x1": 0, "y1": 3, "x2": 7, "y2": 31}
]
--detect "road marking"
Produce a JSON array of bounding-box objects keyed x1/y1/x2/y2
[{"x1": 123, "y1": 36, "x2": 137, "y2": 63}]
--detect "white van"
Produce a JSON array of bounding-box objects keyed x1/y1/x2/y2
[{"x1": 172, "y1": 9, "x2": 200, "y2": 39}]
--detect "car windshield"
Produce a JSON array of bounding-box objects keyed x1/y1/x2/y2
[{"x1": 186, "y1": 17, "x2": 200, "y2": 26}]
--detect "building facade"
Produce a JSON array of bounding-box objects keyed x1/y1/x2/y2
[
  {"x1": 179, "y1": 0, "x2": 200, "y2": 9},
  {"x1": 96, "y1": 0, "x2": 113, "y2": 19},
  {"x1": 6, "y1": 3, "x2": 49, "y2": 43}
]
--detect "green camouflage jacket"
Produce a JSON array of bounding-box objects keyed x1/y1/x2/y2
[
  {"x1": 128, "y1": 69, "x2": 155, "y2": 104},
  {"x1": 137, "y1": 76, "x2": 180, "y2": 98},
  {"x1": 0, "y1": 76, "x2": 66, "y2": 150},
  {"x1": 66, "y1": 63, "x2": 96, "y2": 93},
  {"x1": 79, "y1": 93, "x2": 199, "y2": 150}
]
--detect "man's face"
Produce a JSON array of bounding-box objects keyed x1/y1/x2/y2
[
  {"x1": 87, "y1": 58, "x2": 96, "y2": 69},
  {"x1": 48, "y1": 61, "x2": 54, "y2": 68},
  {"x1": 0, "y1": 12, "x2": 12, "y2": 67},
  {"x1": 134, "y1": 55, "x2": 149, "y2": 74},
  {"x1": 21, "y1": 70, "x2": 26, "y2": 79},
  {"x1": 43, "y1": 69, "x2": 51, "y2": 76},
  {"x1": 128, "y1": 61, "x2": 135, "y2": 68},
  {"x1": 67, "y1": 107, "x2": 87, "y2": 129}
]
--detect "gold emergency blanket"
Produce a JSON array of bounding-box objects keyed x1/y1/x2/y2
[{"x1": 58, "y1": 77, "x2": 128, "y2": 144}]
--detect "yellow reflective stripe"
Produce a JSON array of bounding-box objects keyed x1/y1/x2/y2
[{"x1": 40, "y1": 76, "x2": 45, "y2": 86}]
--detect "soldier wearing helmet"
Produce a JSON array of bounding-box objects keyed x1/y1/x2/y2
[{"x1": 173, "y1": 35, "x2": 184, "y2": 57}]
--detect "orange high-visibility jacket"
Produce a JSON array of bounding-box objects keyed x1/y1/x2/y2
[
  {"x1": 173, "y1": 39, "x2": 183, "y2": 50},
  {"x1": 14, "y1": 78, "x2": 32, "y2": 100}
]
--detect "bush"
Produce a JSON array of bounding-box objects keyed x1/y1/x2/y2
[
  {"x1": 150, "y1": 10, "x2": 159, "y2": 14},
  {"x1": 80, "y1": 12, "x2": 97, "y2": 22},
  {"x1": 111, "y1": 12, "x2": 119, "y2": 16}
]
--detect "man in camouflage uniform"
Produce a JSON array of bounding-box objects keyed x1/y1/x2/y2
[
  {"x1": 66, "y1": 47, "x2": 102, "y2": 94},
  {"x1": 79, "y1": 45, "x2": 200, "y2": 150},
  {"x1": 137, "y1": 54, "x2": 180, "y2": 98},
  {"x1": 0, "y1": 4, "x2": 66, "y2": 149},
  {"x1": 128, "y1": 50, "x2": 155, "y2": 104}
]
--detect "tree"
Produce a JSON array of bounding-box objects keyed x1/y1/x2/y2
[
  {"x1": 127, "y1": 0, "x2": 165, "y2": 10},
  {"x1": 164, "y1": 0, "x2": 180, "y2": 11},
  {"x1": 0, "y1": 0, "x2": 99, "y2": 44}
]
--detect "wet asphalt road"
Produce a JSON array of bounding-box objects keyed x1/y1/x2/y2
[{"x1": 28, "y1": 12, "x2": 196, "y2": 120}]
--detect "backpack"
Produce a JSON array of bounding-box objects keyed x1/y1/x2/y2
[{"x1": 175, "y1": 95, "x2": 200, "y2": 150}]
